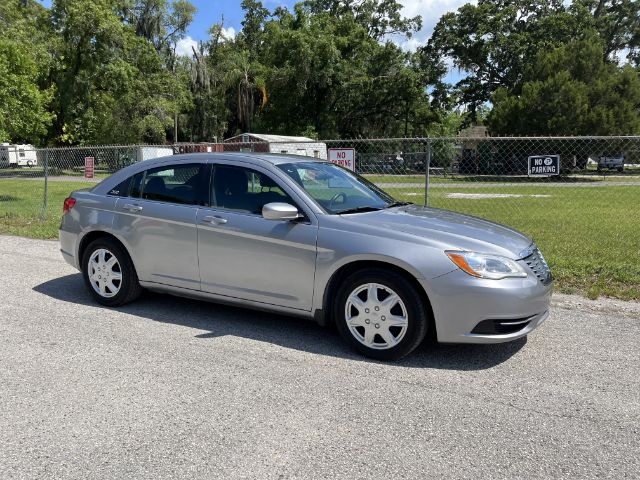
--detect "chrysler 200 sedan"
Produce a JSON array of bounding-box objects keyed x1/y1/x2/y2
[{"x1": 59, "y1": 153, "x2": 552, "y2": 360}]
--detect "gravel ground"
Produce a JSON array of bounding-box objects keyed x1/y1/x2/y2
[{"x1": 0, "y1": 236, "x2": 638, "y2": 480}]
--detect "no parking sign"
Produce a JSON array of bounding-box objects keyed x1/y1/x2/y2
[
  {"x1": 84, "y1": 156, "x2": 95, "y2": 179},
  {"x1": 528, "y1": 155, "x2": 559, "y2": 176},
  {"x1": 328, "y1": 148, "x2": 356, "y2": 171}
]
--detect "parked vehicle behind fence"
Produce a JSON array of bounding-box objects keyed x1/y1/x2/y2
[
  {"x1": 0, "y1": 143, "x2": 38, "y2": 168},
  {"x1": 598, "y1": 155, "x2": 624, "y2": 172}
]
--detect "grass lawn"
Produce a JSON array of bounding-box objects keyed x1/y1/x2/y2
[
  {"x1": 1, "y1": 177, "x2": 639, "y2": 300},
  {"x1": 364, "y1": 173, "x2": 640, "y2": 184},
  {"x1": 391, "y1": 185, "x2": 640, "y2": 300},
  {"x1": 0, "y1": 167, "x2": 110, "y2": 179},
  {"x1": 0, "y1": 179, "x2": 95, "y2": 238}
]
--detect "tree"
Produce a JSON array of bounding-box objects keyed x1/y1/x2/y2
[
  {"x1": 0, "y1": 39, "x2": 55, "y2": 143},
  {"x1": 120, "y1": 0, "x2": 196, "y2": 55},
  {"x1": 488, "y1": 36, "x2": 640, "y2": 135},
  {"x1": 247, "y1": 1, "x2": 436, "y2": 138},
  {"x1": 423, "y1": 0, "x2": 640, "y2": 118},
  {"x1": 0, "y1": 0, "x2": 55, "y2": 143},
  {"x1": 302, "y1": 0, "x2": 422, "y2": 40},
  {"x1": 50, "y1": 0, "x2": 193, "y2": 144}
]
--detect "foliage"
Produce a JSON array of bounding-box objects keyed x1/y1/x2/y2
[
  {"x1": 424, "y1": 0, "x2": 640, "y2": 120},
  {"x1": 50, "y1": 0, "x2": 192, "y2": 145},
  {"x1": 1, "y1": 0, "x2": 640, "y2": 145},
  {"x1": 0, "y1": 0, "x2": 55, "y2": 143},
  {"x1": 251, "y1": 2, "x2": 436, "y2": 138},
  {"x1": 488, "y1": 36, "x2": 640, "y2": 135}
]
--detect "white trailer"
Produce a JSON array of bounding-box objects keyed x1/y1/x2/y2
[
  {"x1": 224, "y1": 133, "x2": 328, "y2": 159},
  {"x1": 0, "y1": 143, "x2": 38, "y2": 167},
  {"x1": 137, "y1": 146, "x2": 174, "y2": 161}
]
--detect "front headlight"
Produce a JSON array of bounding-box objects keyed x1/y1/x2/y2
[{"x1": 445, "y1": 251, "x2": 527, "y2": 280}]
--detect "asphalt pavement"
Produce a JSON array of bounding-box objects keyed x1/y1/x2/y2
[{"x1": 0, "y1": 236, "x2": 638, "y2": 479}]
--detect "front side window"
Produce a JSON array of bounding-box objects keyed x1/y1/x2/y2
[
  {"x1": 125, "y1": 164, "x2": 205, "y2": 205},
  {"x1": 277, "y1": 161, "x2": 398, "y2": 214},
  {"x1": 212, "y1": 165, "x2": 296, "y2": 214}
]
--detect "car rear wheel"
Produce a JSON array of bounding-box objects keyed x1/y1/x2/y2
[
  {"x1": 334, "y1": 269, "x2": 429, "y2": 360},
  {"x1": 82, "y1": 238, "x2": 142, "y2": 307}
]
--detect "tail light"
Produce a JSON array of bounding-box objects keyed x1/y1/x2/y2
[{"x1": 63, "y1": 197, "x2": 76, "y2": 215}]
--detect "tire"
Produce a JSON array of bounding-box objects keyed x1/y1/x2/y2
[
  {"x1": 81, "y1": 237, "x2": 142, "y2": 307},
  {"x1": 334, "y1": 269, "x2": 429, "y2": 361}
]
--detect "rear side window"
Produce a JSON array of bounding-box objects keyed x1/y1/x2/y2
[
  {"x1": 135, "y1": 164, "x2": 205, "y2": 205},
  {"x1": 108, "y1": 177, "x2": 132, "y2": 197}
]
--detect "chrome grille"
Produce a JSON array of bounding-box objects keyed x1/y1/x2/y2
[{"x1": 523, "y1": 247, "x2": 552, "y2": 285}]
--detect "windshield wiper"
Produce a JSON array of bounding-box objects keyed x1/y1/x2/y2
[
  {"x1": 337, "y1": 206, "x2": 383, "y2": 215},
  {"x1": 385, "y1": 201, "x2": 413, "y2": 208}
]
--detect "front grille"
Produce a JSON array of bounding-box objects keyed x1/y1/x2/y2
[{"x1": 523, "y1": 247, "x2": 552, "y2": 285}]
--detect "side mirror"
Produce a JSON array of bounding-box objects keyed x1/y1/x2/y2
[{"x1": 262, "y1": 202, "x2": 301, "y2": 221}]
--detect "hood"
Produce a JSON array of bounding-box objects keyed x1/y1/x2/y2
[{"x1": 338, "y1": 205, "x2": 533, "y2": 258}]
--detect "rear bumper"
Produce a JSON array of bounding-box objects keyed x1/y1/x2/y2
[
  {"x1": 59, "y1": 229, "x2": 79, "y2": 270},
  {"x1": 419, "y1": 269, "x2": 553, "y2": 344}
]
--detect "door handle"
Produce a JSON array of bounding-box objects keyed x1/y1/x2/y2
[
  {"x1": 202, "y1": 215, "x2": 228, "y2": 225},
  {"x1": 123, "y1": 203, "x2": 143, "y2": 213}
]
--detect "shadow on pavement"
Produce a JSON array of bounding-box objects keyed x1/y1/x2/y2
[{"x1": 34, "y1": 273, "x2": 526, "y2": 371}]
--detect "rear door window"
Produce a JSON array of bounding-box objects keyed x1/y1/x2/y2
[{"x1": 125, "y1": 164, "x2": 207, "y2": 205}]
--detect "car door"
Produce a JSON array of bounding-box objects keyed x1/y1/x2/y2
[
  {"x1": 196, "y1": 162, "x2": 318, "y2": 311},
  {"x1": 112, "y1": 161, "x2": 208, "y2": 290}
]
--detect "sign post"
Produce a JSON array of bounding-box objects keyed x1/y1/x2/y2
[
  {"x1": 84, "y1": 156, "x2": 95, "y2": 179},
  {"x1": 328, "y1": 148, "x2": 356, "y2": 171},
  {"x1": 528, "y1": 155, "x2": 560, "y2": 177}
]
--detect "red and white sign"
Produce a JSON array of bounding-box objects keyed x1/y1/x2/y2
[
  {"x1": 328, "y1": 148, "x2": 356, "y2": 171},
  {"x1": 84, "y1": 156, "x2": 95, "y2": 179}
]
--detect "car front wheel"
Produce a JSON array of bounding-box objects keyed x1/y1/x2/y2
[
  {"x1": 82, "y1": 238, "x2": 142, "y2": 307},
  {"x1": 335, "y1": 269, "x2": 429, "y2": 360}
]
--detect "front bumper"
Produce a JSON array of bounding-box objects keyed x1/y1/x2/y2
[{"x1": 420, "y1": 269, "x2": 553, "y2": 344}]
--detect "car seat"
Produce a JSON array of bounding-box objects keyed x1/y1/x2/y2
[
  {"x1": 143, "y1": 176, "x2": 167, "y2": 201},
  {"x1": 215, "y1": 168, "x2": 257, "y2": 212}
]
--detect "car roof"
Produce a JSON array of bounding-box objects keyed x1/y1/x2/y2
[
  {"x1": 143, "y1": 152, "x2": 329, "y2": 167},
  {"x1": 92, "y1": 152, "x2": 331, "y2": 196}
]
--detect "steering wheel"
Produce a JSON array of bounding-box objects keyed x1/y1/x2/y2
[{"x1": 329, "y1": 192, "x2": 347, "y2": 209}]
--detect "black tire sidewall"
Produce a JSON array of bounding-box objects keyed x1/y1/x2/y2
[
  {"x1": 81, "y1": 238, "x2": 138, "y2": 307},
  {"x1": 334, "y1": 269, "x2": 428, "y2": 361}
]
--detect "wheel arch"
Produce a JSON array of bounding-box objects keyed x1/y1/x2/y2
[
  {"x1": 77, "y1": 230, "x2": 137, "y2": 273},
  {"x1": 317, "y1": 259, "x2": 435, "y2": 336}
]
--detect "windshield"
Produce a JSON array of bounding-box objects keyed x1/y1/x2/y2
[{"x1": 277, "y1": 161, "x2": 400, "y2": 214}]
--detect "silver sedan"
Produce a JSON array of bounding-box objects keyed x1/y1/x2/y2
[{"x1": 59, "y1": 153, "x2": 552, "y2": 360}]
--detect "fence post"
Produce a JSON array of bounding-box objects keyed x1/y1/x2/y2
[
  {"x1": 40, "y1": 150, "x2": 49, "y2": 220},
  {"x1": 424, "y1": 138, "x2": 431, "y2": 207}
]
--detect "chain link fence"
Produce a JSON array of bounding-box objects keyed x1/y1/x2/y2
[{"x1": 1, "y1": 136, "x2": 639, "y2": 297}]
